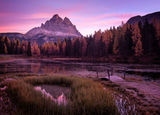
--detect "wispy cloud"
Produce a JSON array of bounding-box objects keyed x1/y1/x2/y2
[
  {"x1": 71, "y1": 13, "x2": 139, "y2": 35},
  {"x1": 0, "y1": 3, "x2": 84, "y2": 33},
  {"x1": 0, "y1": 0, "x2": 158, "y2": 35}
]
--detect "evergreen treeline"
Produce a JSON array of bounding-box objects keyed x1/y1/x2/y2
[{"x1": 0, "y1": 20, "x2": 160, "y2": 61}]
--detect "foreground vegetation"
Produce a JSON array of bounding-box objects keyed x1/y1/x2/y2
[{"x1": 3, "y1": 75, "x2": 119, "y2": 115}]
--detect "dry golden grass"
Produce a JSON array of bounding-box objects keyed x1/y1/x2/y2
[{"x1": 4, "y1": 75, "x2": 119, "y2": 115}]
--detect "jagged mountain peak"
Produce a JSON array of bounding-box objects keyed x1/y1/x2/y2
[
  {"x1": 49, "y1": 14, "x2": 63, "y2": 24},
  {"x1": 41, "y1": 14, "x2": 73, "y2": 27},
  {"x1": 25, "y1": 14, "x2": 82, "y2": 44},
  {"x1": 63, "y1": 17, "x2": 72, "y2": 25},
  {"x1": 52, "y1": 14, "x2": 59, "y2": 18}
]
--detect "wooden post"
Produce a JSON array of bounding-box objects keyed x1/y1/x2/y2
[
  {"x1": 96, "y1": 71, "x2": 98, "y2": 78},
  {"x1": 124, "y1": 72, "x2": 126, "y2": 79},
  {"x1": 111, "y1": 67, "x2": 113, "y2": 76},
  {"x1": 107, "y1": 69, "x2": 110, "y2": 80},
  {"x1": 123, "y1": 68, "x2": 126, "y2": 79}
]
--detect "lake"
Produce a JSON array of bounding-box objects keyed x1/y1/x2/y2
[{"x1": 0, "y1": 58, "x2": 160, "y2": 82}]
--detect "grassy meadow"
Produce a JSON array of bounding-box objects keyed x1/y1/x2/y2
[{"x1": 2, "y1": 75, "x2": 119, "y2": 115}]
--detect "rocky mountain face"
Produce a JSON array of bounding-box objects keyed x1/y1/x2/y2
[
  {"x1": 127, "y1": 11, "x2": 160, "y2": 24},
  {"x1": 25, "y1": 14, "x2": 82, "y2": 44}
]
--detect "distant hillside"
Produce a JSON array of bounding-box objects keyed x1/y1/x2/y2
[
  {"x1": 127, "y1": 11, "x2": 160, "y2": 24},
  {"x1": 0, "y1": 33, "x2": 25, "y2": 39}
]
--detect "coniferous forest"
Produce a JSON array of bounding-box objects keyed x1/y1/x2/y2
[{"x1": 0, "y1": 20, "x2": 160, "y2": 63}]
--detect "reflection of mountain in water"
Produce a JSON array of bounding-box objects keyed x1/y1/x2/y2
[{"x1": 34, "y1": 85, "x2": 70, "y2": 105}]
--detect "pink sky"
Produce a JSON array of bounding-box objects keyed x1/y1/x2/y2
[{"x1": 0, "y1": 0, "x2": 159, "y2": 36}]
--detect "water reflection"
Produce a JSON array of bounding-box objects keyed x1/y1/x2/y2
[
  {"x1": 34, "y1": 86, "x2": 69, "y2": 105},
  {"x1": 114, "y1": 94, "x2": 138, "y2": 115},
  {"x1": 0, "y1": 59, "x2": 160, "y2": 81}
]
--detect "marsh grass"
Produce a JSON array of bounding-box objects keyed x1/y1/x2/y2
[{"x1": 5, "y1": 75, "x2": 119, "y2": 115}]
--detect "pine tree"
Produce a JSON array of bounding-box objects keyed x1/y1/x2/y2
[
  {"x1": 123, "y1": 24, "x2": 133, "y2": 56},
  {"x1": 0, "y1": 36, "x2": 5, "y2": 54},
  {"x1": 87, "y1": 36, "x2": 96, "y2": 57},
  {"x1": 57, "y1": 38, "x2": 62, "y2": 55},
  {"x1": 16, "y1": 39, "x2": 21, "y2": 54},
  {"x1": 81, "y1": 38, "x2": 87, "y2": 57},
  {"x1": 27, "y1": 42, "x2": 32, "y2": 56},
  {"x1": 62, "y1": 40, "x2": 66, "y2": 56},
  {"x1": 142, "y1": 20, "x2": 158, "y2": 55},
  {"x1": 66, "y1": 39, "x2": 72, "y2": 56}
]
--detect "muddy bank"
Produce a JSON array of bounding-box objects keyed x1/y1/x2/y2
[
  {"x1": 0, "y1": 85, "x2": 16, "y2": 115},
  {"x1": 97, "y1": 77, "x2": 160, "y2": 114}
]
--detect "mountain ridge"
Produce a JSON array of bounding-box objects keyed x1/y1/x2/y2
[{"x1": 127, "y1": 11, "x2": 160, "y2": 24}]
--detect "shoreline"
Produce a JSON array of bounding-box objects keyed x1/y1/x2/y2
[{"x1": 0, "y1": 54, "x2": 160, "y2": 65}]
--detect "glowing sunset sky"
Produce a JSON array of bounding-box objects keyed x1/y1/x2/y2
[{"x1": 0, "y1": 0, "x2": 159, "y2": 36}]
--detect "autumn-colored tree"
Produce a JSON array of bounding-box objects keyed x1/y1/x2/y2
[
  {"x1": 20, "y1": 40, "x2": 28, "y2": 55},
  {"x1": 102, "y1": 30, "x2": 113, "y2": 56},
  {"x1": 135, "y1": 39, "x2": 143, "y2": 56},
  {"x1": 94, "y1": 30, "x2": 102, "y2": 43},
  {"x1": 113, "y1": 37, "x2": 119, "y2": 55},
  {"x1": 132, "y1": 23, "x2": 143, "y2": 56},
  {"x1": 94, "y1": 30, "x2": 102, "y2": 56},
  {"x1": 113, "y1": 29, "x2": 120, "y2": 55},
  {"x1": 0, "y1": 18, "x2": 159, "y2": 60},
  {"x1": 153, "y1": 18, "x2": 160, "y2": 41},
  {"x1": 10, "y1": 39, "x2": 17, "y2": 54},
  {"x1": 132, "y1": 23, "x2": 141, "y2": 44},
  {"x1": 4, "y1": 37, "x2": 11, "y2": 54},
  {"x1": 4, "y1": 44, "x2": 8, "y2": 54},
  {"x1": 0, "y1": 36, "x2": 8, "y2": 54},
  {"x1": 153, "y1": 19, "x2": 160, "y2": 53},
  {"x1": 55, "y1": 43, "x2": 60, "y2": 55},
  {"x1": 32, "y1": 41, "x2": 40, "y2": 56},
  {"x1": 0, "y1": 36, "x2": 4, "y2": 54}
]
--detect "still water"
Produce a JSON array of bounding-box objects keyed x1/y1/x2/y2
[{"x1": 0, "y1": 58, "x2": 160, "y2": 81}]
